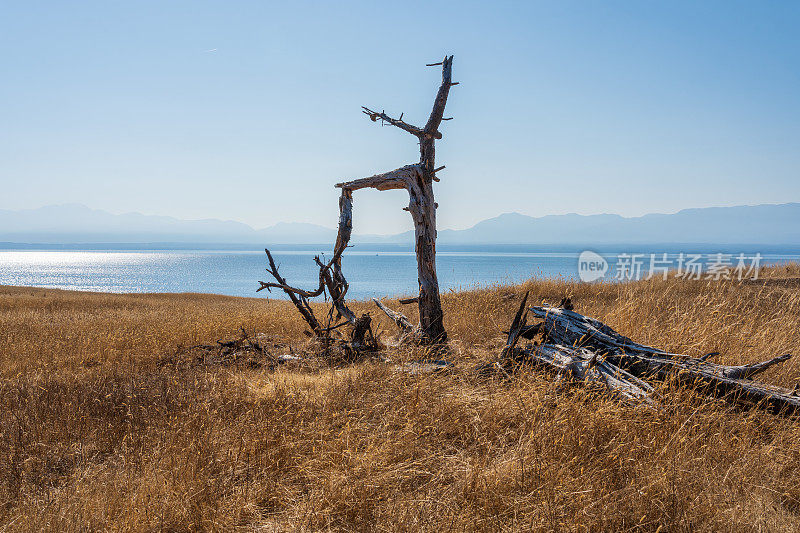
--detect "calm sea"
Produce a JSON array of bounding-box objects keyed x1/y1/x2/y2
[{"x1": 1, "y1": 244, "x2": 799, "y2": 300}]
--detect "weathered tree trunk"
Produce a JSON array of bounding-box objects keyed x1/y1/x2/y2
[
  {"x1": 413, "y1": 57, "x2": 454, "y2": 343},
  {"x1": 407, "y1": 175, "x2": 446, "y2": 342},
  {"x1": 338, "y1": 55, "x2": 456, "y2": 343}
]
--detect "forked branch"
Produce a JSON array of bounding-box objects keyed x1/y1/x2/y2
[
  {"x1": 258, "y1": 190, "x2": 364, "y2": 343},
  {"x1": 257, "y1": 249, "x2": 326, "y2": 298},
  {"x1": 258, "y1": 249, "x2": 323, "y2": 335}
]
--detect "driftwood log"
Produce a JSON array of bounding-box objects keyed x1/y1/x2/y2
[
  {"x1": 494, "y1": 294, "x2": 799, "y2": 415},
  {"x1": 528, "y1": 305, "x2": 799, "y2": 414},
  {"x1": 487, "y1": 292, "x2": 655, "y2": 405},
  {"x1": 372, "y1": 298, "x2": 421, "y2": 344}
]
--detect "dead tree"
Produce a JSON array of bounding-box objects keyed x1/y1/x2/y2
[
  {"x1": 258, "y1": 56, "x2": 455, "y2": 347},
  {"x1": 336, "y1": 55, "x2": 457, "y2": 343}
]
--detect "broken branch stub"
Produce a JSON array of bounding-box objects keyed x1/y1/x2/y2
[{"x1": 372, "y1": 298, "x2": 421, "y2": 344}]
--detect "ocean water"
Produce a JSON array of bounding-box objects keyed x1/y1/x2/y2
[{"x1": 1, "y1": 244, "x2": 799, "y2": 300}]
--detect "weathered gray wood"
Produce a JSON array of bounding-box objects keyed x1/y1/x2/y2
[
  {"x1": 529, "y1": 305, "x2": 800, "y2": 415},
  {"x1": 260, "y1": 57, "x2": 456, "y2": 345},
  {"x1": 335, "y1": 165, "x2": 419, "y2": 192},
  {"x1": 259, "y1": 190, "x2": 368, "y2": 344},
  {"x1": 314, "y1": 189, "x2": 357, "y2": 326},
  {"x1": 413, "y1": 56, "x2": 454, "y2": 343},
  {"x1": 488, "y1": 292, "x2": 653, "y2": 404},
  {"x1": 527, "y1": 344, "x2": 655, "y2": 405},
  {"x1": 395, "y1": 360, "x2": 453, "y2": 374},
  {"x1": 723, "y1": 353, "x2": 792, "y2": 379},
  {"x1": 258, "y1": 249, "x2": 323, "y2": 336},
  {"x1": 406, "y1": 172, "x2": 446, "y2": 342},
  {"x1": 360, "y1": 107, "x2": 432, "y2": 138},
  {"x1": 373, "y1": 298, "x2": 420, "y2": 343},
  {"x1": 334, "y1": 56, "x2": 455, "y2": 344}
]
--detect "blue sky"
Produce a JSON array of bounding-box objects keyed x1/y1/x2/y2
[{"x1": 1, "y1": 1, "x2": 798, "y2": 234}]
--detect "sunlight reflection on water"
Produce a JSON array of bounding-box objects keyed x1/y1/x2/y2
[
  {"x1": 1, "y1": 249, "x2": 798, "y2": 299},
  {"x1": 0, "y1": 249, "x2": 570, "y2": 298}
]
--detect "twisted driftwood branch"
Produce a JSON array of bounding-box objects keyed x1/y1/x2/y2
[
  {"x1": 258, "y1": 249, "x2": 323, "y2": 336},
  {"x1": 257, "y1": 249, "x2": 326, "y2": 298},
  {"x1": 336, "y1": 164, "x2": 421, "y2": 192},
  {"x1": 258, "y1": 190, "x2": 370, "y2": 345},
  {"x1": 372, "y1": 298, "x2": 421, "y2": 344}
]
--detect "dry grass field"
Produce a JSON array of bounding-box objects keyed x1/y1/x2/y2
[{"x1": 2, "y1": 267, "x2": 800, "y2": 531}]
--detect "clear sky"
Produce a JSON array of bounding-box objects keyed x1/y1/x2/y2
[{"x1": 1, "y1": 1, "x2": 798, "y2": 234}]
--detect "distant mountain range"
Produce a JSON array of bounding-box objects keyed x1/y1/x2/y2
[
  {"x1": 1, "y1": 202, "x2": 800, "y2": 245},
  {"x1": 0, "y1": 204, "x2": 339, "y2": 245}
]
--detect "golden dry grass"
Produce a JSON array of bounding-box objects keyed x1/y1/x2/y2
[{"x1": 2, "y1": 270, "x2": 800, "y2": 531}]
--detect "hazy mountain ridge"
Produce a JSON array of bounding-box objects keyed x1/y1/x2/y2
[
  {"x1": 0, "y1": 204, "x2": 338, "y2": 244},
  {"x1": 1, "y1": 202, "x2": 799, "y2": 245},
  {"x1": 433, "y1": 203, "x2": 800, "y2": 244}
]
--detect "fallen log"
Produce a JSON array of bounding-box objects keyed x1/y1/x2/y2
[
  {"x1": 487, "y1": 292, "x2": 655, "y2": 405},
  {"x1": 528, "y1": 344, "x2": 655, "y2": 405},
  {"x1": 528, "y1": 305, "x2": 800, "y2": 415}
]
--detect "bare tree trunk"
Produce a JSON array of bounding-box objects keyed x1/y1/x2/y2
[
  {"x1": 407, "y1": 176, "x2": 446, "y2": 341},
  {"x1": 412, "y1": 57, "x2": 453, "y2": 342}
]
